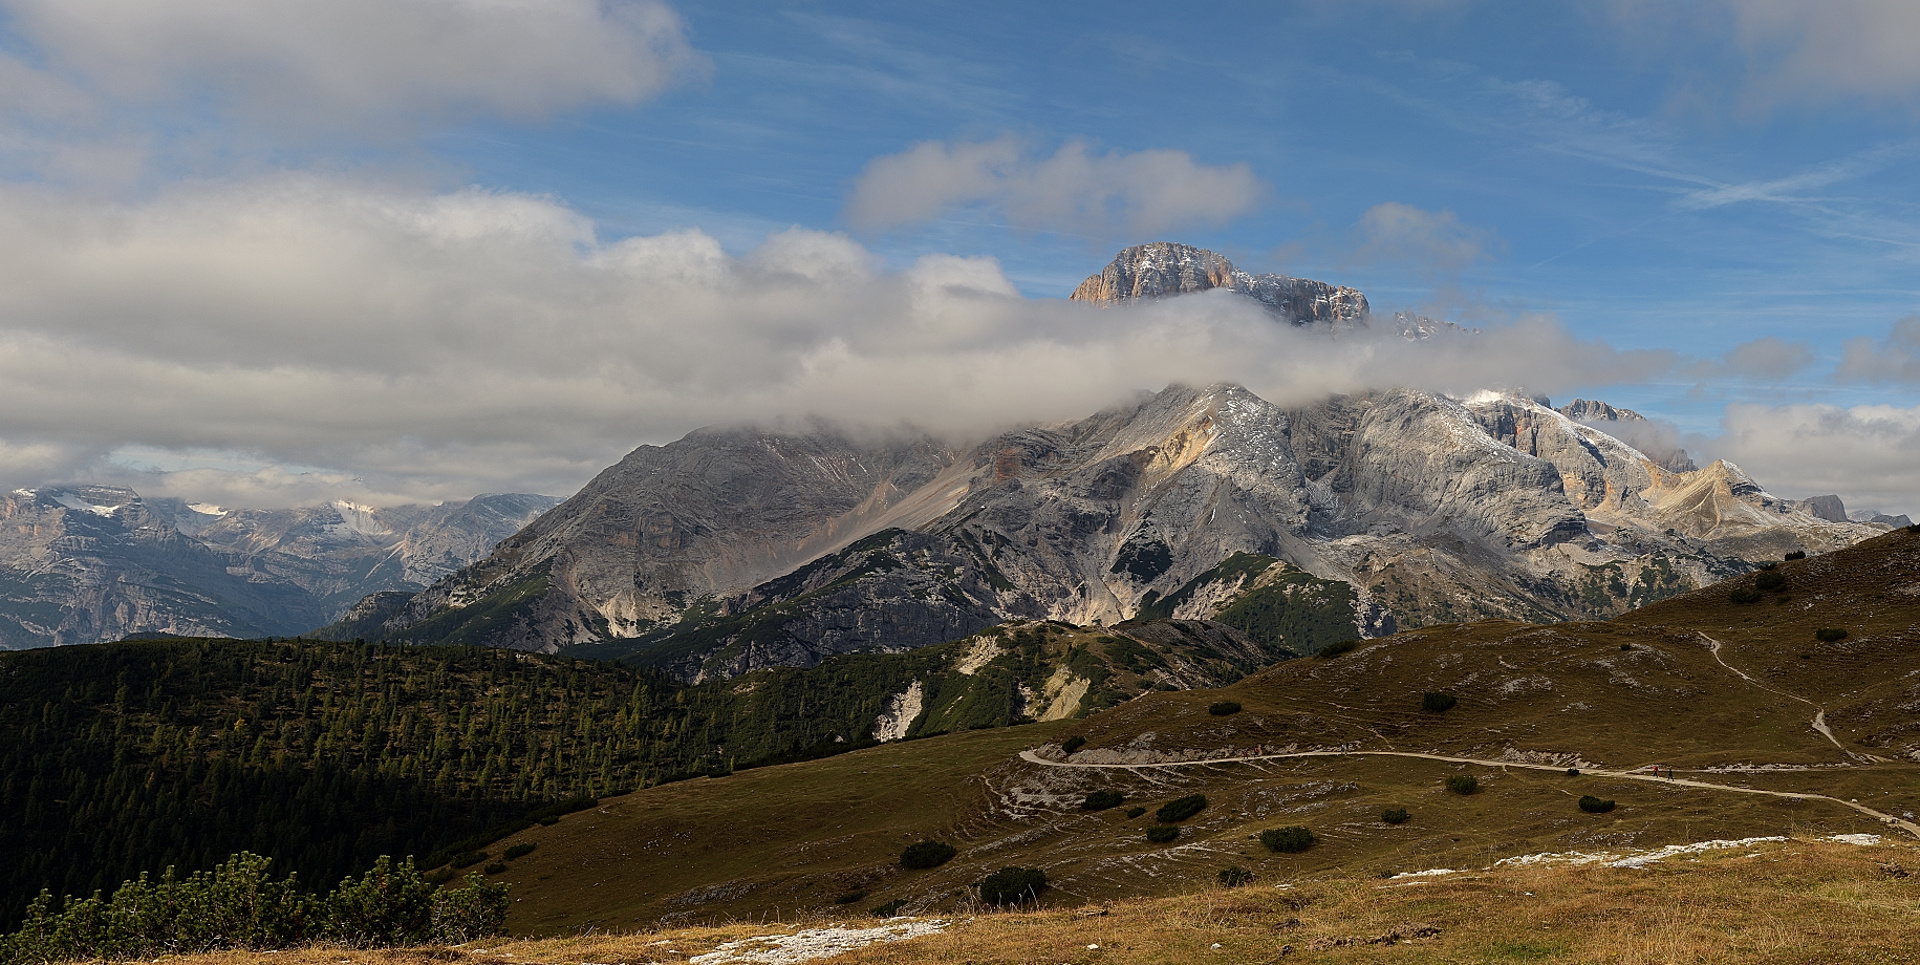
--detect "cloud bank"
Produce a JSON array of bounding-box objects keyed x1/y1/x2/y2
[
  {"x1": 0, "y1": 175, "x2": 1685, "y2": 507},
  {"x1": 0, "y1": 0, "x2": 705, "y2": 168},
  {"x1": 843, "y1": 136, "x2": 1266, "y2": 239}
]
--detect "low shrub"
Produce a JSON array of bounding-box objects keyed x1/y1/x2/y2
[
  {"x1": 1816, "y1": 627, "x2": 1850, "y2": 642},
  {"x1": 450, "y1": 851, "x2": 488, "y2": 870},
  {"x1": 1146, "y1": 825, "x2": 1180, "y2": 843},
  {"x1": 1728, "y1": 588, "x2": 1762, "y2": 605},
  {"x1": 1421, "y1": 692, "x2": 1457, "y2": 713},
  {"x1": 1619, "y1": 643, "x2": 1632, "y2": 651},
  {"x1": 481, "y1": 863, "x2": 506, "y2": 876},
  {"x1": 833, "y1": 890, "x2": 867, "y2": 905},
  {"x1": 1785, "y1": 550, "x2": 1807, "y2": 560},
  {"x1": 1755, "y1": 570, "x2": 1788, "y2": 591},
  {"x1": 1317, "y1": 639, "x2": 1359, "y2": 659},
  {"x1": 869, "y1": 899, "x2": 908, "y2": 917},
  {"x1": 1081, "y1": 790, "x2": 1125, "y2": 811},
  {"x1": 1445, "y1": 774, "x2": 1479, "y2": 795},
  {"x1": 900, "y1": 841, "x2": 957, "y2": 870},
  {"x1": 1208, "y1": 701, "x2": 1242, "y2": 716},
  {"x1": 1062, "y1": 735, "x2": 1087, "y2": 754},
  {"x1": 976, "y1": 867, "x2": 1046, "y2": 906},
  {"x1": 1260, "y1": 826, "x2": 1316, "y2": 852},
  {"x1": 1566, "y1": 767, "x2": 1581, "y2": 776},
  {"x1": 1381, "y1": 808, "x2": 1410, "y2": 825},
  {"x1": 535, "y1": 815, "x2": 560, "y2": 826},
  {"x1": 1124, "y1": 806, "x2": 1147, "y2": 819},
  {"x1": 1218, "y1": 866, "x2": 1253, "y2": 888},
  {"x1": 1156, "y1": 794, "x2": 1208, "y2": 823},
  {"x1": 1578, "y1": 795, "x2": 1616, "y2": 814},
  {"x1": 502, "y1": 843, "x2": 536, "y2": 861}
]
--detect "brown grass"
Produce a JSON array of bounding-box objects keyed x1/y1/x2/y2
[{"x1": 102, "y1": 838, "x2": 1920, "y2": 965}]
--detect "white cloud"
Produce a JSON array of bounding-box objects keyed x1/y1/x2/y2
[
  {"x1": 1836, "y1": 316, "x2": 1920, "y2": 382},
  {"x1": 0, "y1": 0, "x2": 704, "y2": 144},
  {"x1": 1713, "y1": 402, "x2": 1920, "y2": 515},
  {"x1": 1725, "y1": 0, "x2": 1920, "y2": 108},
  {"x1": 843, "y1": 135, "x2": 1266, "y2": 239},
  {"x1": 0, "y1": 175, "x2": 1676, "y2": 506},
  {"x1": 1687, "y1": 336, "x2": 1817, "y2": 381},
  {"x1": 1349, "y1": 202, "x2": 1501, "y2": 274}
]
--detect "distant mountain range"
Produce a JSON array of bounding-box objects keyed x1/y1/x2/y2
[
  {"x1": 337, "y1": 243, "x2": 1900, "y2": 678},
  {"x1": 0, "y1": 487, "x2": 557, "y2": 647}
]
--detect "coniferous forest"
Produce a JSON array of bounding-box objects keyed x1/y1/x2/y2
[{"x1": 0, "y1": 631, "x2": 1070, "y2": 927}]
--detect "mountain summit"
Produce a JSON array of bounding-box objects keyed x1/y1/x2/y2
[{"x1": 1069, "y1": 242, "x2": 1368, "y2": 325}]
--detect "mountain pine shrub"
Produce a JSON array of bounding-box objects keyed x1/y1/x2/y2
[
  {"x1": 1146, "y1": 825, "x2": 1180, "y2": 843},
  {"x1": 1260, "y1": 826, "x2": 1316, "y2": 853},
  {"x1": 1421, "y1": 692, "x2": 1457, "y2": 713},
  {"x1": 450, "y1": 851, "x2": 489, "y2": 869},
  {"x1": 1816, "y1": 627, "x2": 1850, "y2": 642},
  {"x1": 1062, "y1": 735, "x2": 1087, "y2": 754},
  {"x1": 1728, "y1": 588, "x2": 1762, "y2": 605},
  {"x1": 1755, "y1": 570, "x2": 1788, "y2": 591},
  {"x1": 1156, "y1": 794, "x2": 1209, "y2": 823},
  {"x1": 1381, "y1": 808, "x2": 1410, "y2": 824},
  {"x1": 976, "y1": 867, "x2": 1047, "y2": 906},
  {"x1": 900, "y1": 841, "x2": 957, "y2": 870},
  {"x1": 1445, "y1": 774, "x2": 1479, "y2": 795},
  {"x1": 1081, "y1": 790, "x2": 1125, "y2": 811},
  {"x1": 1124, "y1": 806, "x2": 1147, "y2": 818},
  {"x1": 1208, "y1": 701, "x2": 1242, "y2": 716},
  {"x1": 1785, "y1": 550, "x2": 1807, "y2": 560},
  {"x1": 869, "y1": 899, "x2": 908, "y2": 918},
  {"x1": 502, "y1": 843, "x2": 536, "y2": 861},
  {"x1": 1578, "y1": 795, "x2": 1617, "y2": 814},
  {"x1": 1317, "y1": 639, "x2": 1359, "y2": 659},
  {"x1": 1218, "y1": 866, "x2": 1254, "y2": 888}
]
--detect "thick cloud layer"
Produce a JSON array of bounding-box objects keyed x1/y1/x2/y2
[
  {"x1": 0, "y1": 0, "x2": 704, "y2": 153},
  {"x1": 0, "y1": 175, "x2": 1687, "y2": 506},
  {"x1": 843, "y1": 136, "x2": 1266, "y2": 239},
  {"x1": 1715, "y1": 402, "x2": 1920, "y2": 514}
]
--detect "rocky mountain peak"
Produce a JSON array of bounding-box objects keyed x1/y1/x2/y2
[{"x1": 1069, "y1": 242, "x2": 1369, "y2": 325}]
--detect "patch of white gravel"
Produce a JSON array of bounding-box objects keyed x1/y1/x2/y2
[
  {"x1": 1496, "y1": 837, "x2": 1790, "y2": 870},
  {"x1": 1387, "y1": 867, "x2": 1460, "y2": 879},
  {"x1": 1826, "y1": 833, "x2": 1884, "y2": 846},
  {"x1": 689, "y1": 920, "x2": 949, "y2": 965}
]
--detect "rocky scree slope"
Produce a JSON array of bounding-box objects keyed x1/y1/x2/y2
[
  {"x1": 365, "y1": 245, "x2": 1884, "y2": 675},
  {"x1": 0, "y1": 487, "x2": 556, "y2": 647}
]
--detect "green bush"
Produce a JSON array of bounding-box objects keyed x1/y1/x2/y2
[
  {"x1": 502, "y1": 843, "x2": 536, "y2": 861},
  {"x1": 976, "y1": 867, "x2": 1047, "y2": 906},
  {"x1": 1317, "y1": 639, "x2": 1359, "y2": 659},
  {"x1": 430, "y1": 873, "x2": 511, "y2": 945},
  {"x1": 1785, "y1": 550, "x2": 1807, "y2": 561},
  {"x1": 1421, "y1": 692, "x2": 1457, "y2": 713},
  {"x1": 869, "y1": 899, "x2": 908, "y2": 917},
  {"x1": 1259, "y1": 826, "x2": 1316, "y2": 853},
  {"x1": 450, "y1": 851, "x2": 488, "y2": 870},
  {"x1": 1155, "y1": 794, "x2": 1208, "y2": 823},
  {"x1": 1816, "y1": 627, "x2": 1850, "y2": 642},
  {"x1": 1081, "y1": 790, "x2": 1125, "y2": 811},
  {"x1": 481, "y1": 863, "x2": 507, "y2": 875},
  {"x1": 1566, "y1": 768, "x2": 1581, "y2": 776},
  {"x1": 1218, "y1": 866, "x2": 1253, "y2": 888},
  {"x1": 900, "y1": 841, "x2": 957, "y2": 870},
  {"x1": 1208, "y1": 701, "x2": 1242, "y2": 716},
  {"x1": 833, "y1": 890, "x2": 867, "y2": 905},
  {"x1": 1061, "y1": 735, "x2": 1087, "y2": 754},
  {"x1": 1146, "y1": 825, "x2": 1180, "y2": 843},
  {"x1": 1578, "y1": 795, "x2": 1616, "y2": 814},
  {"x1": 1124, "y1": 806, "x2": 1147, "y2": 819},
  {"x1": 1755, "y1": 570, "x2": 1788, "y2": 591},
  {"x1": 1445, "y1": 774, "x2": 1479, "y2": 795},
  {"x1": 1381, "y1": 808, "x2": 1410, "y2": 825},
  {"x1": 1728, "y1": 588, "x2": 1762, "y2": 605}
]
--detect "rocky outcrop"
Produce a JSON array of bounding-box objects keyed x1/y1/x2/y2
[
  {"x1": 1070, "y1": 242, "x2": 1368, "y2": 325},
  {"x1": 1556, "y1": 398, "x2": 1696, "y2": 473}
]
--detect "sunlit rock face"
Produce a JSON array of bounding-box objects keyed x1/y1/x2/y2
[{"x1": 1070, "y1": 241, "x2": 1368, "y2": 325}]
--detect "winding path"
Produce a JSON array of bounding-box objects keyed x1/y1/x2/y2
[
  {"x1": 1699, "y1": 631, "x2": 1881, "y2": 761},
  {"x1": 1017, "y1": 748, "x2": 1920, "y2": 839}
]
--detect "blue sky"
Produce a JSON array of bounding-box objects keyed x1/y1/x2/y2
[{"x1": 0, "y1": 1, "x2": 1916, "y2": 512}]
